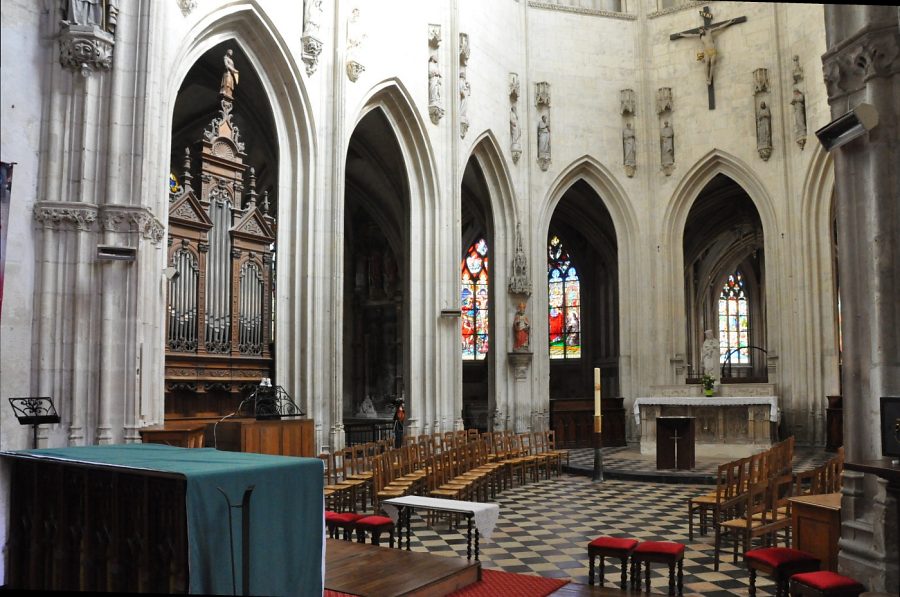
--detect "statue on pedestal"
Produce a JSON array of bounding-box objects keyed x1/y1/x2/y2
[
  {"x1": 513, "y1": 302, "x2": 530, "y2": 352},
  {"x1": 701, "y1": 329, "x2": 720, "y2": 383}
]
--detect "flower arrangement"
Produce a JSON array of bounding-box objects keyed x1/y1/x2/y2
[{"x1": 701, "y1": 374, "x2": 715, "y2": 396}]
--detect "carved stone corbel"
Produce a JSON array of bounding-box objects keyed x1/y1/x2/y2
[
  {"x1": 508, "y1": 351, "x2": 532, "y2": 381},
  {"x1": 346, "y1": 7, "x2": 366, "y2": 82},
  {"x1": 301, "y1": 0, "x2": 324, "y2": 76},
  {"x1": 59, "y1": 23, "x2": 115, "y2": 77},
  {"x1": 33, "y1": 202, "x2": 99, "y2": 231}
]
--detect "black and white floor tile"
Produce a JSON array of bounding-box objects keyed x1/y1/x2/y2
[{"x1": 369, "y1": 446, "x2": 835, "y2": 596}]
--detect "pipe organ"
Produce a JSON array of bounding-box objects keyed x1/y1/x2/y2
[{"x1": 164, "y1": 93, "x2": 276, "y2": 420}]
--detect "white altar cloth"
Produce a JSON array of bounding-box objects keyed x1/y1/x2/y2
[
  {"x1": 633, "y1": 396, "x2": 780, "y2": 426},
  {"x1": 382, "y1": 495, "x2": 500, "y2": 542}
]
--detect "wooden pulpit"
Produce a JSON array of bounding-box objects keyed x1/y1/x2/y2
[{"x1": 656, "y1": 416, "x2": 696, "y2": 470}]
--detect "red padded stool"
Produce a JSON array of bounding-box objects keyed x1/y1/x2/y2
[
  {"x1": 354, "y1": 515, "x2": 395, "y2": 547},
  {"x1": 325, "y1": 510, "x2": 361, "y2": 540},
  {"x1": 744, "y1": 547, "x2": 821, "y2": 597},
  {"x1": 789, "y1": 571, "x2": 866, "y2": 597},
  {"x1": 587, "y1": 536, "x2": 639, "y2": 589},
  {"x1": 630, "y1": 541, "x2": 685, "y2": 596}
]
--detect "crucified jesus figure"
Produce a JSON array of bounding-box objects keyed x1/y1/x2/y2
[{"x1": 672, "y1": 18, "x2": 739, "y2": 86}]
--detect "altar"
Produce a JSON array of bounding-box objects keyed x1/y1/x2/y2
[{"x1": 634, "y1": 384, "x2": 780, "y2": 459}]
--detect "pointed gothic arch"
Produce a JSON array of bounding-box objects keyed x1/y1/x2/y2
[
  {"x1": 660, "y1": 149, "x2": 781, "y2": 386},
  {"x1": 536, "y1": 156, "x2": 639, "y2": 440},
  {"x1": 342, "y1": 79, "x2": 443, "y2": 440},
  {"x1": 150, "y1": 2, "x2": 315, "y2": 427}
]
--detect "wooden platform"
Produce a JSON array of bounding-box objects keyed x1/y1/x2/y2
[{"x1": 325, "y1": 539, "x2": 481, "y2": 597}]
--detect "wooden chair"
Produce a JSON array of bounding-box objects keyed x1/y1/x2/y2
[
  {"x1": 545, "y1": 429, "x2": 570, "y2": 472},
  {"x1": 319, "y1": 452, "x2": 356, "y2": 512},
  {"x1": 718, "y1": 473, "x2": 794, "y2": 568}
]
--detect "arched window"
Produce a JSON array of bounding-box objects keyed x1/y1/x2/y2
[
  {"x1": 718, "y1": 271, "x2": 749, "y2": 364},
  {"x1": 548, "y1": 235, "x2": 581, "y2": 359},
  {"x1": 461, "y1": 238, "x2": 489, "y2": 360}
]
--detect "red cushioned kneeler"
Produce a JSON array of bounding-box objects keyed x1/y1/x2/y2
[
  {"x1": 744, "y1": 547, "x2": 821, "y2": 597},
  {"x1": 587, "y1": 536, "x2": 639, "y2": 589},
  {"x1": 789, "y1": 571, "x2": 865, "y2": 597},
  {"x1": 325, "y1": 511, "x2": 362, "y2": 540},
  {"x1": 354, "y1": 515, "x2": 395, "y2": 547},
  {"x1": 630, "y1": 541, "x2": 685, "y2": 596}
]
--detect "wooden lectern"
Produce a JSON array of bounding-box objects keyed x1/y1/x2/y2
[{"x1": 656, "y1": 416, "x2": 695, "y2": 470}]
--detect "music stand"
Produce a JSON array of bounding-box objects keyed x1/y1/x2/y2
[{"x1": 9, "y1": 397, "x2": 60, "y2": 449}]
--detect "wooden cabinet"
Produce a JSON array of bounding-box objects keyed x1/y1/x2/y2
[{"x1": 789, "y1": 492, "x2": 842, "y2": 571}]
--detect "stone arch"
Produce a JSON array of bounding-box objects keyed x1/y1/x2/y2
[
  {"x1": 660, "y1": 149, "x2": 780, "y2": 384},
  {"x1": 796, "y1": 144, "x2": 837, "y2": 443},
  {"x1": 533, "y1": 156, "x2": 640, "y2": 429},
  {"x1": 155, "y1": 2, "x2": 315, "y2": 422},
  {"x1": 344, "y1": 78, "x2": 444, "y2": 439},
  {"x1": 463, "y1": 130, "x2": 521, "y2": 431}
]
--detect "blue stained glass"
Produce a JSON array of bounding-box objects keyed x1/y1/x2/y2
[
  {"x1": 548, "y1": 235, "x2": 580, "y2": 359},
  {"x1": 461, "y1": 239, "x2": 489, "y2": 360},
  {"x1": 718, "y1": 270, "x2": 750, "y2": 365}
]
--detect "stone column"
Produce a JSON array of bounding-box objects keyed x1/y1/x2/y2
[{"x1": 823, "y1": 6, "x2": 899, "y2": 592}]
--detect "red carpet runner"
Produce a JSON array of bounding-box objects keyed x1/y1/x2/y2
[{"x1": 325, "y1": 568, "x2": 569, "y2": 597}]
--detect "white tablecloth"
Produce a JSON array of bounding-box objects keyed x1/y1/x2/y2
[
  {"x1": 632, "y1": 396, "x2": 780, "y2": 426},
  {"x1": 381, "y1": 495, "x2": 500, "y2": 542}
]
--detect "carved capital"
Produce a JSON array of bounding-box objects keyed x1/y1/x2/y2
[
  {"x1": 301, "y1": 35, "x2": 323, "y2": 77},
  {"x1": 822, "y1": 24, "x2": 900, "y2": 102},
  {"x1": 428, "y1": 24, "x2": 441, "y2": 48},
  {"x1": 535, "y1": 81, "x2": 551, "y2": 107},
  {"x1": 656, "y1": 87, "x2": 673, "y2": 114},
  {"x1": 177, "y1": 0, "x2": 197, "y2": 16},
  {"x1": 509, "y1": 73, "x2": 520, "y2": 101},
  {"x1": 33, "y1": 202, "x2": 99, "y2": 231},
  {"x1": 58, "y1": 23, "x2": 114, "y2": 77},
  {"x1": 99, "y1": 205, "x2": 166, "y2": 244}
]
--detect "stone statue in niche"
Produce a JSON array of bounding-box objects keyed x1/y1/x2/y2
[
  {"x1": 756, "y1": 101, "x2": 772, "y2": 160},
  {"x1": 513, "y1": 302, "x2": 531, "y2": 352},
  {"x1": 660, "y1": 120, "x2": 674, "y2": 173},
  {"x1": 459, "y1": 72, "x2": 471, "y2": 138},
  {"x1": 220, "y1": 49, "x2": 239, "y2": 99},
  {"x1": 303, "y1": 0, "x2": 323, "y2": 37},
  {"x1": 792, "y1": 54, "x2": 804, "y2": 84},
  {"x1": 510, "y1": 105, "x2": 522, "y2": 153},
  {"x1": 67, "y1": 0, "x2": 102, "y2": 26},
  {"x1": 537, "y1": 114, "x2": 551, "y2": 170},
  {"x1": 791, "y1": 89, "x2": 807, "y2": 149},
  {"x1": 428, "y1": 55, "x2": 443, "y2": 121},
  {"x1": 701, "y1": 329, "x2": 720, "y2": 383},
  {"x1": 623, "y1": 122, "x2": 636, "y2": 177}
]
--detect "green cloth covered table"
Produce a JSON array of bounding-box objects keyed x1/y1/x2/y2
[{"x1": 18, "y1": 443, "x2": 324, "y2": 596}]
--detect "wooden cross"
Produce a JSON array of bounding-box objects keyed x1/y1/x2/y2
[{"x1": 669, "y1": 6, "x2": 747, "y2": 110}]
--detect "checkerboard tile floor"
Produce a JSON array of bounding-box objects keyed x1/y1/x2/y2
[{"x1": 389, "y1": 474, "x2": 802, "y2": 596}]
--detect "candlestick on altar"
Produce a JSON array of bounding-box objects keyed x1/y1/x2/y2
[{"x1": 592, "y1": 367, "x2": 604, "y2": 482}]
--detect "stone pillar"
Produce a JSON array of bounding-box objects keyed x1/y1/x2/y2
[{"x1": 822, "y1": 6, "x2": 900, "y2": 592}]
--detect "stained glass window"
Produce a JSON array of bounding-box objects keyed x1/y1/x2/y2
[
  {"x1": 548, "y1": 235, "x2": 580, "y2": 359},
  {"x1": 718, "y1": 271, "x2": 749, "y2": 364},
  {"x1": 461, "y1": 238, "x2": 489, "y2": 360}
]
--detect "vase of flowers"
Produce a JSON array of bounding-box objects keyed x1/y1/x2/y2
[{"x1": 702, "y1": 374, "x2": 715, "y2": 397}]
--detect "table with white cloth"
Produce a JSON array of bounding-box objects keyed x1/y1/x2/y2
[
  {"x1": 632, "y1": 395, "x2": 780, "y2": 459},
  {"x1": 381, "y1": 495, "x2": 499, "y2": 561}
]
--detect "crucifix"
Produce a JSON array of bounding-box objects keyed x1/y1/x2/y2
[
  {"x1": 670, "y1": 426, "x2": 682, "y2": 469},
  {"x1": 669, "y1": 6, "x2": 747, "y2": 110}
]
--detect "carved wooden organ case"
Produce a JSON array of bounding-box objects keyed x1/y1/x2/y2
[{"x1": 164, "y1": 95, "x2": 276, "y2": 420}]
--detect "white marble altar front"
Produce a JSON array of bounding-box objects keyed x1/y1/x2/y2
[{"x1": 634, "y1": 384, "x2": 780, "y2": 459}]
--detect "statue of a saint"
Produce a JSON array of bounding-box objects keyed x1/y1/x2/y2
[
  {"x1": 220, "y1": 49, "x2": 239, "y2": 99},
  {"x1": 623, "y1": 122, "x2": 636, "y2": 168},
  {"x1": 357, "y1": 395, "x2": 377, "y2": 418},
  {"x1": 513, "y1": 302, "x2": 530, "y2": 352},
  {"x1": 303, "y1": 0, "x2": 323, "y2": 37},
  {"x1": 510, "y1": 105, "x2": 521, "y2": 146},
  {"x1": 790, "y1": 89, "x2": 806, "y2": 137},
  {"x1": 670, "y1": 17, "x2": 740, "y2": 86},
  {"x1": 537, "y1": 115, "x2": 551, "y2": 158},
  {"x1": 701, "y1": 329, "x2": 720, "y2": 383},
  {"x1": 68, "y1": 0, "x2": 102, "y2": 26},
  {"x1": 660, "y1": 121, "x2": 674, "y2": 167},
  {"x1": 459, "y1": 74, "x2": 470, "y2": 128},
  {"x1": 428, "y1": 55, "x2": 442, "y2": 107},
  {"x1": 757, "y1": 101, "x2": 772, "y2": 150}
]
